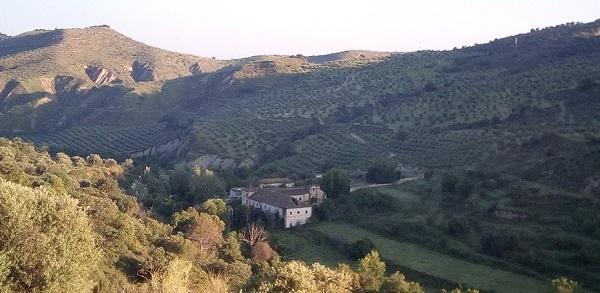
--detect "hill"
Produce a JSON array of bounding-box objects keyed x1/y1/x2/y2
[
  {"x1": 2, "y1": 138, "x2": 514, "y2": 292},
  {"x1": 0, "y1": 25, "x2": 228, "y2": 85},
  {"x1": 1, "y1": 21, "x2": 600, "y2": 194}
]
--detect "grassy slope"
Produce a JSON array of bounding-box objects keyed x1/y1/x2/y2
[
  {"x1": 313, "y1": 222, "x2": 549, "y2": 293},
  {"x1": 272, "y1": 231, "x2": 353, "y2": 267}
]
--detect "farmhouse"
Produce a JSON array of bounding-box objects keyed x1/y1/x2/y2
[
  {"x1": 229, "y1": 186, "x2": 257, "y2": 199},
  {"x1": 258, "y1": 177, "x2": 295, "y2": 188},
  {"x1": 241, "y1": 185, "x2": 325, "y2": 228}
]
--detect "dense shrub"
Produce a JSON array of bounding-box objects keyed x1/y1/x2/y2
[
  {"x1": 480, "y1": 231, "x2": 521, "y2": 257},
  {"x1": 0, "y1": 179, "x2": 101, "y2": 292},
  {"x1": 441, "y1": 174, "x2": 459, "y2": 193},
  {"x1": 366, "y1": 161, "x2": 401, "y2": 184},
  {"x1": 447, "y1": 217, "x2": 470, "y2": 236},
  {"x1": 348, "y1": 239, "x2": 376, "y2": 260}
]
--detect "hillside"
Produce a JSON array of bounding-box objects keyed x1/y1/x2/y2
[
  {"x1": 0, "y1": 25, "x2": 228, "y2": 85},
  {"x1": 1, "y1": 21, "x2": 600, "y2": 194},
  {"x1": 3, "y1": 138, "x2": 516, "y2": 292}
]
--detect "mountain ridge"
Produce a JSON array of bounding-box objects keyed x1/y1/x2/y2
[{"x1": 0, "y1": 21, "x2": 599, "y2": 194}]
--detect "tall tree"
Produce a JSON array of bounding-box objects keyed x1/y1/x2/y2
[
  {"x1": 321, "y1": 169, "x2": 350, "y2": 198},
  {"x1": 357, "y1": 251, "x2": 386, "y2": 292},
  {"x1": 172, "y1": 208, "x2": 225, "y2": 251}
]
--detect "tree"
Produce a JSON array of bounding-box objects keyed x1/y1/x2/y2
[
  {"x1": 480, "y1": 231, "x2": 521, "y2": 257},
  {"x1": 169, "y1": 164, "x2": 192, "y2": 195},
  {"x1": 424, "y1": 169, "x2": 434, "y2": 181},
  {"x1": 240, "y1": 223, "x2": 269, "y2": 247},
  {"x1": 552, "y1": 277, "x2": 578, "y2": 293},
  {"x1": 251, "y1": 241, "x2": 278, "y2": 262},
  {"x1": 366, "y1": 162, "x2": 400, "y2": 184},
  {"x1": 447, "y1": 217, "x2": 470, "y2": 236},
  {"x1": 321, "y1": 169, "x2": 350, "y2": 198},
  {"x1": 441, "y1": 174, "x2": 458, "y2": 193},
  {"x1": 172, "y1": 208, "x2": 225, "y2": 251},
  {"x1": 456, "y1": 180, "x2": 474, "y2": 198},
  {"x1": 380, "y1": 272, "x2": 424, "y2": 293},
  {"x1": 187, "y1": 169, "x2": 225, "y2": 205},
  {"x1": 0, "y1": 179, "x2": 101, "y2": 292},
  {"x1": 201, "y1": 198, "x2": 228, "y2": 218},
  {"x1": 220, "y1": 232, "x2": 245, "y2": 263},
  {"x1": 357, "y1": 251, "x2": 386, "y2": 292},
  {"x1": 349, "y1": 239, "x2": 376, "y2": 260},
  {"x1": 441, "y1": 288, "x2": 480, "y2": 293},
  {"x1": 255, "y1": 261, "x2": 354, "y2": 293},
  {"x1": 151, "y1": 257, "x2": 193, "y2": 293}
]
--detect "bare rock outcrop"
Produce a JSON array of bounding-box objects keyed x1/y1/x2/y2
[
  {"x1": 188, "y1": 154, "x2": 255, "y2": 170},
  {"x1": 54, "y1": 75, "x2": 85, "y2": 96},
  {"x1": 131, "y1": 61, "x2": 155, "y2": 82},
  {"x1": 0, "y1": 80, "x2": 25, "y2": 100},
  {"x1": 189, "y1": 62, "x2": 203, "y2": 75},
  {"x1": 84, "y1": 64, "x2": 117, "y2": 85}
]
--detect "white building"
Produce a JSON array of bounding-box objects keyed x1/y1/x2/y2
[
  {"x1": 241, "y1": 185, "x2": 325, "y2": 228},
  {"x1": 258, "y1": 178, "x2": 295, "y2": 188},
  {"x1": 229, "y1": 186, "x2": 257, "y2": 199}
]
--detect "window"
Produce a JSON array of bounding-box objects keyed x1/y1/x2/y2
[
  {"x1": 297, "y1": 211, "x2": 300, "y2": 214},
  {"x1": 289, "y1": 211, "x2": 292, "y2": 215},
  {"x1": 305, "y1": 210, "x2": 308, "y2": 214}
]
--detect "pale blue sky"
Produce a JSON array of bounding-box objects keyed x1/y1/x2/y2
[{"x1": 1, "y1": 0, "x2": 599, "y2": 59}]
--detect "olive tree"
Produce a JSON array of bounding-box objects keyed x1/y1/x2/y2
[{"x1": 0, "y1": 179, "x2": 101, "y2": 292}]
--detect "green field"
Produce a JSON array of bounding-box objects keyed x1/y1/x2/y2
[
  {"x1": 313, "y1": 222, "x2": 550, "y2": 293},
  {"x1": 272, "y1": 231, "x2": 353, "y2": 267}
]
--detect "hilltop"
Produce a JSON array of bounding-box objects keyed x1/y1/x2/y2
[{"x1": 0, "y1": 25, "x2": 228, "y2": 85}]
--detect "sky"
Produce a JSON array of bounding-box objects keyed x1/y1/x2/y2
[{"x1": 1, "y1": 0, "x2": 599, "y2": 59}]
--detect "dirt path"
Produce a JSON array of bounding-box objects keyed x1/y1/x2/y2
[{"x1": 350, "y1": 174, "x2": 423, "y2": 192}]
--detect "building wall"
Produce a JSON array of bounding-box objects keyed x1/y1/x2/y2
[
  {"x1": 244, "y1": 198, "x2": 283, "y2": 217},
  {"x1": 229, "y1": 188, "x2": 242, "y2": 198},
  {"x1": 309, "y1": 185, "x2": 325, "y2": 201},
  {"x1": 284, "y1": 207, "x2": 312, "y2": 228},
  {"x1": 259, "y1": 182, "x2": 295, "y2": 188},
  {"x1": 292, "y1": 194, "x2": 309, "y2": 202}
]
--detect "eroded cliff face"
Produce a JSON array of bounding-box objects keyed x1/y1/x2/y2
[
  {"x1": 84, "y1": 64, "x2": 118, "y2": 85},
  {"x1": 131, "y1": 61, "x2": 156, "y2": 82},
  {"x1": 189, "y1": 62, "x2": 204, "y2": 75}
]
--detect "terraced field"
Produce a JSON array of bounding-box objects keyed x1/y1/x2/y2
[{"x1": 24, "y1": 124, "x2": 178, "y2": 157}]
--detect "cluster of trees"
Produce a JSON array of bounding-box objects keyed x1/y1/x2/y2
[
  {"x1": 0, "y1": 139, "x2": 585, "y2": 292},
  {"x1": 127, "y1": 163, "x2": 233, "y2": 217},
  {"x1": 315, "y1": 168, "x2": 401, "y2": 222},
  {"x1": 249, "y1": 251, "x2": 426, "y2": 293},
  {"x1": 366, "y1": 161, "x2": 401, "y2": 184}
]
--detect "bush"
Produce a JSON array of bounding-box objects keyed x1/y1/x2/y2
[
  {"x1": 456, "y1": 180, "x2": 474, "y2": 198},
  {"x1": 0, "y1": 179, "x2": 101, "y2": 292},
  {"x1": 349, "y1": 239, "x2": 376, "y2": 260},
  {"x1": 480, "y1": 231, "x2": 521, "y2": 257},
  {"x1": 447, "y1": 217, "x2": 470, "y2": 236},
  {"x1": 441, "y1": 174, "x2": 459, "y2": 193},
  {"x1": 366, "y1": 162, "x2": 400, "y2": 184},
  {"x1": 424, "y1": 169, "x2": 434, "y2": 181}
]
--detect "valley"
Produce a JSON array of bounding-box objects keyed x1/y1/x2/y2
[{"x1": 1, "y1": 17, "x2": 599, "y2": 293}]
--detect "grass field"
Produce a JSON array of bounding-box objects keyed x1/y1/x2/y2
[
  {"x1": 313, "y1": 222, "x2": 550, "y2": 293},
  {"x1": 271, "y1": 231, "x2": 353, "y2": 267}
]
